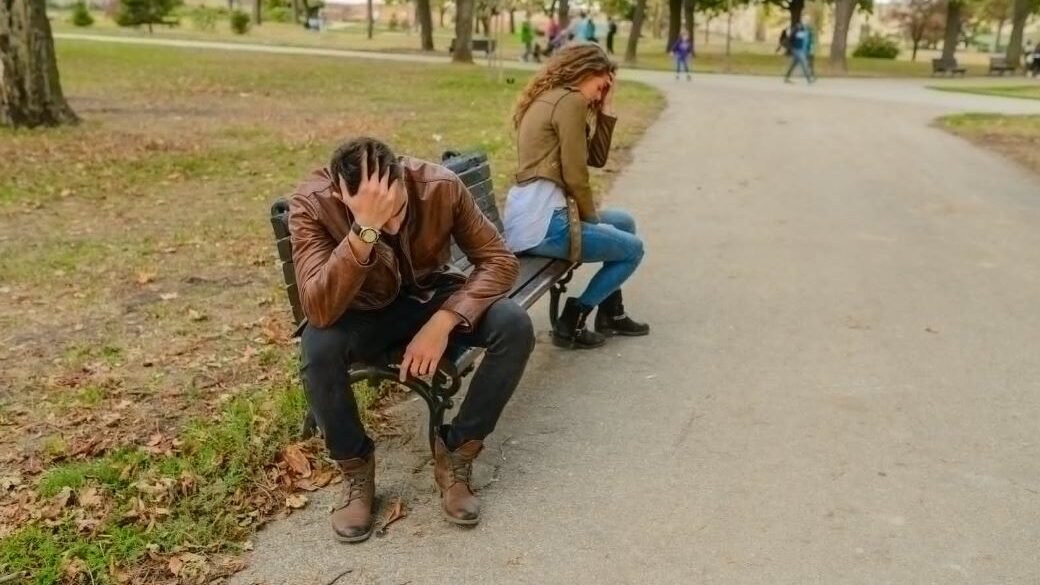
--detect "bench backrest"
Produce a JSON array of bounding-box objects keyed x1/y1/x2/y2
[{"x1": 269, "y1": 151, "x2": 501, "y2": 328}]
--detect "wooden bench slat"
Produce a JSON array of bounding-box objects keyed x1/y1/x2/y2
[
  {"x1": 276, "y1": 236, "x2": 293, "y2": 263},
  {"x1": 457, "y1": 163, "x2": 492, "y2": 186}
]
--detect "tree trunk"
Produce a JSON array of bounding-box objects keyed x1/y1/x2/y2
[
  {"x1": 480, "y1": 15, "x2": 490, "y2": 36},
  {"x1": 789, "y1": 0, "x2": 805, "y2": 29},
  {"x1": 366, "y1": 0, "x2": 374, "y2": 38},
  {"x1": 253, "y1": 0, "x2": 261, "y2": 24},
  {"x1": 439, "y1": 5, "x2": 446, "y2": 27},
  {"x1": 509, "y1": 8, "x2": 515, "y2": 33},
  {"x1": 453, "y1": 0, "x2": 475, "y2": 62},
  {"x1": 625, "y1": 0, "x2": 647, "y2": 63},
  {"x1": 994, "y1": 17, "x2": 1006, "y2": 50},
  {"x1": 829, "y1": 0, "x2": 855, "y2": 72},
  {"x1": 704, "y1": 16, "x2": 711, "y2": 43},
  {"x1": 940, "y1": 0, "x2": 961, "y2": 62},
  {"x1": 0, "y1": 0, "x2": 78, "y2": 128},
  {"x1": 1006, "y1": 0, "x2": 1030, "y2": 65},
  {"x1": 558, "y1": 0, "x2": 569, "y2": 29},
  {"x1": 683, "y1": 0, "x2": 694, "y2": 45},
  {"x1": 416, "y1": 0, "x2": 434, "y2": 49},
  {"x1": 666, "y1": 0, "x2": 681, "y2": 50},
  {"x1": 651, "y1": 0, "x2": 663, "y2": 38}
]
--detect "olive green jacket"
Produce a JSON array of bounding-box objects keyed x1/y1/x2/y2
[{"x1": 514, "y1": 86, "x2": 617, "y2": 226}]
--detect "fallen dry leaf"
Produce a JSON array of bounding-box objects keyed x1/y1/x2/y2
[
  {"x1": 187, "y1": 309, "x2": 208, "y2": 322},
  {"x1": 78, "y1": 486, "x2": 104, "y2": 509},
  {"x1": 135, "y1": 272, "x2": 156, "y2": 285},
  {"x1": 311, "y1": 469, "x2": 334, "y2": 488},
  {"x1": 146, "y1": 433, "x2": 164, "y2": 447},
  {"x1": 41, "y1": 486, "x2": 74, "y2": 519},
  {"x1": 285, "y1": 494, "x2": 308, "y2": 509},
  {"x1": 376, "y1": 498, "x2": 407, "y2": 536},
  {"x1": 159, "y1": 292, "x2": 179, "y2": 301},
  {"x1": 62, "y1": 556, "x2": 89, "y2": 581},
  {"x1": 0, "y1": 474, "x2": 23, "y2": 491},
  {"x1": 281, "y1": 445, "x2": 312, "y2": 478}
]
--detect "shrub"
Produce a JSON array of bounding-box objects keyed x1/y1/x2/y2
[
  {"x1": 230, "y1": 10, "x2": 251, "y2": 34},
  {"x1": 116, "y1": 0, "x2": 182, "y2": 32},
  {"x1": 853, "y1": 34, "x2": 900, "y2": 59},
  {"x1": 70, "y1": 1, "x2": 94, "y2": 26},
  {"x1": 189, "y1": 5, "x2": 219, "y2": 31}
]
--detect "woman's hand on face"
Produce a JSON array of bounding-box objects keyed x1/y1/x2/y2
[{"x1": 600, "y1": 74, "x2": 616, "y2": 116}]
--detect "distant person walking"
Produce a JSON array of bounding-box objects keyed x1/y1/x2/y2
[
  {"x1": 520, "y1": 15, "x2": 535, "y2": 62},
  {"x1": 783, "y1": 22, "x2": 814, "y2": 84},
  {"x1": 672, "y1": 31, "x2": 694, "y2": 81},
  {"x1": 583, "y1": 13, "x2": 598, "y2": 43},
  {"x1": 606, "y1": 16, "x2": 618, "y2": 54}
]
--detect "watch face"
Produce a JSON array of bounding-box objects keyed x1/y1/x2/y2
[{"x1": 360, "y1": 228, "x2": 380, "y2": 244}]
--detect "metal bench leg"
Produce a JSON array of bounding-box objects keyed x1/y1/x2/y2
[
  {"x1": 549, "y1": 266, "x2": 578, "y2": 329},
  {"x1": 405, "y1": 379, "x2": 454, "y2": 455},
  {"x1": 299, "y1": 378, "x2": 319, "y2": 440},
  {"x1": 302, "y1": 410, "x2": 318, "y2": 440}
]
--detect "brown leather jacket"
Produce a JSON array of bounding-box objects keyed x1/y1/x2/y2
[{"x1": 288, "y1": 157, "x2": 519, "y2": 330}]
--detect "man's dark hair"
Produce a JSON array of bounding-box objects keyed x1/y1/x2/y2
[{"x1": 329, "y1": 137, "x2": 401, "y2": 195}]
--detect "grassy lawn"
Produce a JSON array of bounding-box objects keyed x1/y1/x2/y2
[
  {"x1": 51, "y1": 10, "x2": 979, "y2": 78},
  {"x1": 930, "y1": 84, "x2": 1040, "y2": 101},
  {"x1": 0, "y1": 41, "x2": 663, "y2": 584},
  {"x1": 939, "y1": 113, "x2": 1040, "y2": 174}
]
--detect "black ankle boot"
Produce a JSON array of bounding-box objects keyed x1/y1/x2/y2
[
  {"x1": 594, "y1": 291, "x2": 650, "y2": 337},
  {"x1": 553, "y1": 298, "x2": 606, "y2": 349}
]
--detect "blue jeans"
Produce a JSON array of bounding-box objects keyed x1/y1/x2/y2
[
  {"x1": 675, "y1": 58, "x2": 690, "y2": 75},
  {"x1": 785, "y1": 51, "x2": 813, "y2": 81},
  {"x1": 526, "y1": 208, "x2": 644, "y2": 307}
]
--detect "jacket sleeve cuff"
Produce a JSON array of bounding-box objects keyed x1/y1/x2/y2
[
  {"x1": 331, "y1": 236, "x2": 376, "y2": 268},
  {"x1": 439, "y1": 297, "x2": 477, "y2": 332}
]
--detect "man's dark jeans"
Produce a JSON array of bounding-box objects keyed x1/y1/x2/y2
[{"x1": 300, "y1": 281, "x2": 535, "y2": 460}]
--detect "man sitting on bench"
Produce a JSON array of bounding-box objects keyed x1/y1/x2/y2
[{"x1": 288, "y1": 137, "x2": 534, "y2": 542}]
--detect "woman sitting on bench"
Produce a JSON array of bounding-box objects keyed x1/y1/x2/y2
[{"x1": 504, "y1": 43, "x2": 650, "y2": 350}]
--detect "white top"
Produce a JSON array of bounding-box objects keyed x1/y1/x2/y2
[{"x1": 503, "y1": 179, "x2": 567, "y2": 253}]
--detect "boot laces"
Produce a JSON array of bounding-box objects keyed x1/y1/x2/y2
[
  {"x1": 451, "y1": 457, "x2": 473, "y2": 486},
  {"x1": 338, "y1": 471, "x2": 370, "y2": 508}
]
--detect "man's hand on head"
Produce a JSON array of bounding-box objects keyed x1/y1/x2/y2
[
  {"x1": 338, "y1": 153, "x2": 398, "y2": 229},
  {"x1": 398, "y1": 310, "x2": 464, "y2": 382}
]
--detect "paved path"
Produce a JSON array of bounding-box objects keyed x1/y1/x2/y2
[{"x1": 93, "y1": 34, "x2": 1040, "y2": 584}]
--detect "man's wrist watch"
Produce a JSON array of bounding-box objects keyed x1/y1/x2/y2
[{"x1": 351, "y1": 222, "x2": 381, "y2": 244}]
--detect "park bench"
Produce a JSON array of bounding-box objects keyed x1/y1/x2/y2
[
  {"x1": 269, "y1": 151, "x2": 577, "y2": 453},
  {"x1": 448, "y1": 38, "x2": 498, "y2": 56},
  {"x1": 987, "y1": 56, "x2": 1017, "y2": 76},
  {"x1": 931, "y1": 58, "x2": 967, "y2": 76}
]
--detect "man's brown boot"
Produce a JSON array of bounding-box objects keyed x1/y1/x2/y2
[
  {"x1": 331, "y1": 454, "x2": 375, "y2": 543},
  {"x1": 433, "y1": 435, "x2": 483, "y2": 525}
]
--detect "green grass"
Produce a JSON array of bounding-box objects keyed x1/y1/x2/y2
[
  {"x1": 930, "y1": 84, "x2": 1040, "y2": 101},
  {"x1": 2, "y1": 385, "x2": 305, "y2": 584},
  {"x1": 938, "y1": 113, "x2": 1040, "y2": 175},
  {"x1": 940, "y1": 112, "x2": 1040, "y2": 133},
  {"x1": 0, "y1": 41, "x2": 664, "y2": 583}
]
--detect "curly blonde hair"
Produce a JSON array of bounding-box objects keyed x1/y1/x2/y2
[{"x1": 512, "y1": 43, "x2": 617, "y2": 129}]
